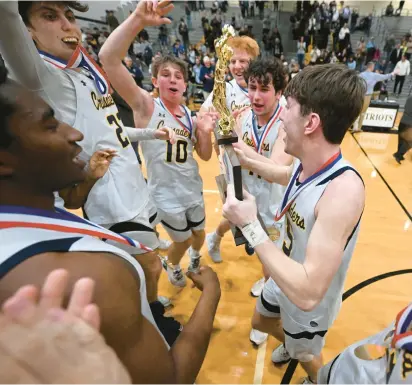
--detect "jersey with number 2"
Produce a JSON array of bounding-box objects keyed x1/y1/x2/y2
[
  {"x1": 140, "y1": 98, "x2": 203, "y2": 213},
  {"x1": 69, "y1": 68, "x2": 149, "y2": 225}
]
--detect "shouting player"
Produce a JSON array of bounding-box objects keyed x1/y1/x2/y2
[{"x1": 99, "y1": 1, "x2": 216, "y2": 287}]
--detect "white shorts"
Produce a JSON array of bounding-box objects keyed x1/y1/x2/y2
[
  {"x1": 256, "y1": 278, "x2": 328, "y2": 361},
  {"x1": 159, "y1": 202, "x2": 206, "y2": 242},
  {"x1": 103, "y1": 198, "x2": 160, "y2": 255}
]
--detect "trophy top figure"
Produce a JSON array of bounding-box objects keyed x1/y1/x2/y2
[{"x1": 212, "y1": 24, "x2": 237, "y2": 139}]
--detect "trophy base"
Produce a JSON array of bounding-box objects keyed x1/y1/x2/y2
[
  {"x1": 215, "y1": 128, "x2": 239, "y2": 146},
  {"x1": 216, "y1": 175, "x2": 269, "y2": 247}
]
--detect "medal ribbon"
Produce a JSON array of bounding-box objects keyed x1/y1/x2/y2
[
  {"x1": 251, "y1": 104, "x2": 282, "y2": 154},
  {"x1": 39, "y1": 45, "x2": 111, "y2": 96},
  {"x1": 275, "y1": 151, "x2": 342, "y2": 221},
  {"x1": 158, "y1": 98, "x2": 193, "y2": 137}
]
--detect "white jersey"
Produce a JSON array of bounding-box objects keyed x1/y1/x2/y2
[
  {"x1": 140, "y1": 98, "x2": 203, "y2": 213},
  {"x1": 274, "y1": 154, "x2": 364, "y2": 327},
  {"x1": 241, "y1": 106, "x2": 286, "y2": 228},
  {"x1": 202, "y1": 79, "x2": 250, "y2": 112},
  {"x1": 0, "y1": 205, "x2": 167, "y2": 346},
  {"x1": 68, "y1": 68, "x2": 149, "y2": 224},
  {"x1": 318, "y1": 324, "x2": 394, "y2": 384}
]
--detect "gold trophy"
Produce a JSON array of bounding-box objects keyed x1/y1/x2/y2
[{"x1": 212, "y1": 25, "x2": 245, "y2": 245}]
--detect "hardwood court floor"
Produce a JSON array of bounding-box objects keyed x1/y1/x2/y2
[
  {"x1": 70, "y1": 128, "x2": 411, "y2": 384},
  {"x1": 154, "y1": 131, "x2": 412, "y2": 384}
]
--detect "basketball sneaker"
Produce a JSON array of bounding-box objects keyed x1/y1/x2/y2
[
  {"x1": 206, "y1": 232, "x2": 222, "y2": 263},
  {"x1": 250, "y1": 277, "x2": 265, "y2": 297},
  {"x1": 250, "y1": 328, "x2": 268, "y2": 346},
  {"x1": 162, "y1": 259, "x2": 186, "y2": 287},
  {"x1": 271, "y1": 344, "x2": 291, "y2": 364},
  {"x1": 301, "y1": 377, "x2": 315, "y2": 384},
  {"x1": 157, "y1": 296, "x2": 172, "y2": 308},
  {"x1": 188, "y1": 247, "x2": 201, "y2": 274}
]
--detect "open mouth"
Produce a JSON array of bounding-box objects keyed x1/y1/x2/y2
[
  {"x1": 169, "y1": 87, "x2": 178, "y2": 94},
  {"x1": 253, "y1": 103, "x2": 264, "y2": 109},
  {"x1": 72, "y1": 148, "x2": 86, "y2": 169},
  {"x1": 62, "y1": 37, "x2": 79, "y2": 50}
]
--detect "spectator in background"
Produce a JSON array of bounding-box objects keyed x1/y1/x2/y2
[
  {"x1": 138, "y1": 28, "x2": 149, "y2": 42},
  {"x1": 272, "y1": 37, "x2": 283, "y2": 59},
  {"x1": 393, "y1": 54, "x2": 410, "y2": 95},
  {"x1": 105, "y1": 10, "x2": 119, "y2": 32},
  {"x1": 172, "y1": 39, "x2": 185, "y2": 57},
  {"x1": 350, "y1": 8, "x2": 359, "y2": 31},
  {"x1": 199, "y1": 56, "x2": 214, "y2": 100},
  {"x1": 353, "y1": 62, "x2": 396, "y2": 131},
  {"x1": 393, "y1": 95, "x2": 412, "y2": 163},
  {"x1": 388, "y1": 43, "x2": 403, "y2": 73},
  {"x1": 185, "y1": 2, "x2": 192, "y2": 30},
  {"x1": 124, "y1": 56, "x2": 144, "y2": 89},
  {"x1": 347, "y1": 55, "x2": 356, "y2": 69},
  {"x1": 178, "y1": 18, "x2": 190, "y2": 49},
  {"x1": 296, "y1": 36, "x2": 306, "y2": 69}
]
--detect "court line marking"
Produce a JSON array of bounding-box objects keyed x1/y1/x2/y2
[
  {"x1": 253, "y1": 340, "x2": 267, "y2": 385},
  {"x1": 203, "y1": 189, "x2": 220, "y2": 194},
  {"x1": 351, "y1": 132, "x2": 411, "y2": 221}
]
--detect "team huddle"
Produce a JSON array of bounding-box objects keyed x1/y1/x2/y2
[{"x1": 0, "y1": 0, "x2": 410, "y2": 384}]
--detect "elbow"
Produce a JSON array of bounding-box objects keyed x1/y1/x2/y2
[{"x1": 98, "y1": 50, "x2": 112, "y2": 67}]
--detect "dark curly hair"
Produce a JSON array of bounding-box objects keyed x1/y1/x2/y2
[
  {"x1": 0, "y1": 65, "x2": 16, "y2": 149},
  {"x1": 244, "y1": 57, "x2": 287, "y2": 94},
  {"x1": 18, "y1": 1, "x2": 89, "y2": 25}
]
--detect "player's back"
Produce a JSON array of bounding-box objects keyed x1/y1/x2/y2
[{"x1": 141, "y1": 98, "x2": 203, "y2": 213}]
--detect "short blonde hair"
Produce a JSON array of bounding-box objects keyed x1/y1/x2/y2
[{"x1": 227, "y1": 36, "x2": 260, "y2": 59}]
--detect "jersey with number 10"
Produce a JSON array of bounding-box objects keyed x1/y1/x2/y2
[
  {"x1": 140, "y1": 98, "x2": 203, "y2": 213},
  {"x1": 68, "y1": 67, "x2": 149, "y2": 225}
]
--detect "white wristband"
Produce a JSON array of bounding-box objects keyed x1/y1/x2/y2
[
  {"x1": 124, "y1": 126, "x2": 157, "y2": 142},
  {"x1": 241, "y1": 220, "x2": 269, "y2": 248}
]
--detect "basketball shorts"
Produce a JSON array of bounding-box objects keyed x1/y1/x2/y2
[
  {"x1": 103, "y1": 198, "x2": 160, "y2": 255},
  {"x1": 158, "y1": 202, "x2": 206, "y2": 243},
  {"x1": 256, "y1": 278, "x2": 328, "y2": 362}
]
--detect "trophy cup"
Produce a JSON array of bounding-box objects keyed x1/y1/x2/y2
[{"x1": 212, "y1": 25, "x2": 245, "y2": 245}]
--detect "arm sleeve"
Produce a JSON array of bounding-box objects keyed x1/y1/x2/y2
[{"x1": 124, "y1": 126, "x2": 157, "y2": 142}]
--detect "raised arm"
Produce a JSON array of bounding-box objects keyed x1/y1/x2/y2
[
  {"x1": 0, "y1": 1, "x2": 56, "y2": 90},
  {"x1": 99, "y1": 1, "x2": 173, "y2": 121}
]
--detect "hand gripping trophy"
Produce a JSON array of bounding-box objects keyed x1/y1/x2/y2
[{"x1": 212, "y1": 25, "x2": 246, "y2": 245}]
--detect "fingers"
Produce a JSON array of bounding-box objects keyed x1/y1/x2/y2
[
  {"x1": 81, "y1": 304, "x2": 101, "y2": 331},
  {"x1": 226, "y1": 183, "x2": 236, "y2": 201},
  {"x1": 39, "y1": 269, "x2": 69, "y2": 310},
  {"x1": 242, "y1": 188, "x2": 254, "y2": 201},
  {"x1": 67, "y1": 277, "x2": 96, "y2": 320}
]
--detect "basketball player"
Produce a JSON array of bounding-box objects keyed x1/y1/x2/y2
[
  {"x1": 318, "y1": 302, "x2": 412, "y2": 384},
  {"x1": 222, "y1": 64, "x2": 366, "y2": 383},
  {"x1": 200, "y1": 35, "x2": 260, "y2": 114},
  {"x1": 0, "y1": 0, "x2": 173, "y2": 323},
  {"x1": 99, "y1": 2, "x2": 216, "y2": 288},
  {"x1": 0, "y1": 68, "x2": 221, "y2": 383}
]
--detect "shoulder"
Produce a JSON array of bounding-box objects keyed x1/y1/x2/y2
[{"x1": 317, "y1": 169, "x2": 365, "y2": 220}]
